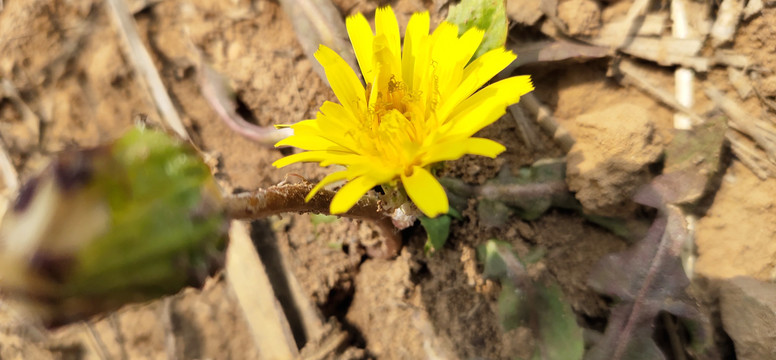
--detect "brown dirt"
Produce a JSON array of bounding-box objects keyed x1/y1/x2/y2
[
  {"x1": 566, "y1": 103, "x2": 664, "y2": 217},
  {"x1": 695, "y1": 161, "x2": 776, "y2": 281},
  {"x1": 692, "y1": 3, "x2": 776, "y2": 308},
  {"x1": 0, "y1": 0, "x2": 775, "y2": 359},
  {"x1": 557, "y1": 0, "x2": 602, "y2": 36}
]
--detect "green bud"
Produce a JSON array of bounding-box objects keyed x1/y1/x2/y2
[{"x1": 0, "y1": 127, "x2": 227, "y2": 326}]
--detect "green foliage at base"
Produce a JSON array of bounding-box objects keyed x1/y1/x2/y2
[
  {"x1": 446, "y1": 0, "x2": 508, "y2": 60},
  {"x1": 478, "y1": 240, "x2": 584, "y2": 360}
]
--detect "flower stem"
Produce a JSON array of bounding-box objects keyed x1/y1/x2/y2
[{"x1": 224, "y1": 183, "x2": 400, "y2": 258}]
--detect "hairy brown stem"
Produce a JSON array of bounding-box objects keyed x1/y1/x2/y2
[
  {"x1": 442, "y1": 177, "x2": 573, "y2": 206},
  {"x1": 224, "y1": 183, "x2": 400, "y2": 258},
  {"x1": 476, "y1": 181, "x2": 572, "y2": 206}
]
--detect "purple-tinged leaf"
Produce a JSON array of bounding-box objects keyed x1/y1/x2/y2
[{"x1": 586, "y1": 174, "x2": 717, "y2": 360}]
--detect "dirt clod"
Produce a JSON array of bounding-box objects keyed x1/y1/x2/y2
[
  {"x1": 566, "y1": 103, "x2": 663, "y2": 217},
  {"x1": 758, "y1": 75, "x2": 776, "y2": 98},
  {"x1": 720, "y1": 276, "x2": 776, "y2": 360},
  {"x1": 558, "y1": 0, "x2": 602, "y2": 36},
  {"x1": 695, "y1": 162, "x2": 776, "y2": 281}
]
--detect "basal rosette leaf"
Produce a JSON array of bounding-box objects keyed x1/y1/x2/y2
[
  {"x1": 478, "y1": 240, "x2": 584, "y2": 360},
  {"x1": 586, "y1": 174, "x2": 717, "y2": 360}
]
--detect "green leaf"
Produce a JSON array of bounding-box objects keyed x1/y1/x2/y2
[
  {"x1": 476, "y1": 239, "x2": 514, "y2": 279},
  {"x1": 477, "y1": 198, "x2": 512, "y2": 228},
  {"x1": 420, "y1": 214, "x2": 451, "y2": 254},
  {"x1": 477, "y1": 239, "x2": 583, "y2": 360},
  {"x1": 446, "y1": 0, "x2": 508, "y2": 59},
  {"x1": 498, "y1": 280, "x2": 528, "y2": 330},
  {"x1": 448, "y1": 206, "x2": 463, "y2": 220},
  {"x1": 531, "y1": 283, "x2": 584, "y2": 360}
]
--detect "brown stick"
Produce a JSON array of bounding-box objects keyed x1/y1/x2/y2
[{"x1": 224, "y1": 183, "x2": 400, "y2": 258}]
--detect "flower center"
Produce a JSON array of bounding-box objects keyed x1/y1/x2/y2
[{"x1": 348, "y1": 76, "x2": 429, "y2": 169}]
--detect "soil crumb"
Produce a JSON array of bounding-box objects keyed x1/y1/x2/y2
[{"x1": 566, "y1": 103, "x2": 664, "y2": 217}]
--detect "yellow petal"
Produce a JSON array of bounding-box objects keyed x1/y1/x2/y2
[
  {"x1": 345, "y1": 157, "x2": 400, "y2": 184},
  {"x1": 319, "y1": 101, "x2": 358, "y2": 123},
  {"x1": 330, "y1": 175, "x2": 378, "y2": 214},
  {"x1": 422, "y1": 138, "x2": 505, "y2": 164},
  {"x1": 438, "y1": 26, "x2": 484, "y2": 101},
  {"x1": 288, "y1": 118, "x2": 320, "y2": 132},
  {"x1": 437, "y1": 48, "x2": 517, "y2": 121},
  {"x1": 375, "y1": 6, "x2": 401, "y2": 64},
  {"x1": 290, "y1": 119, "x2": 360, "y2": 151},
  {"x1": 401, "y1": 166, "x2": 448, "y2": 217},
  {"x1": 465, "y1": 138, "x2": 506, "y2": 158},
  {"x1": 438, "y1": 75, "x2": 534, "y2": 139},
  {"x1": 314, "y1": 46, "x2": 366, "y2": 118},
  {"x1": 425, "y1": 22, "x2": 460, "y2": 94},
  {"x1": 274, "y1": 135, "x2": 353, "y2": 152},
  {"x1": 272, "y1": 151, "x2": 330, "y2": 168},
  {"x1": 457, "y1": 27, "x2": 485, "y2": 66},
  {"x1": 373, "y1": 35, "x2": 402, "y2": 88},
  {"x1": 317, "y1": 101, "x2": 361, "y2": 132},
  {"x1": 273, "y1": 150, "x2": 360, "y2": 168},
  {"x1": 402, "y1": 11, "x2": 429, "y2": 89},
  {"x1": 412, "y1": 21, "x2": 458, "y2": 109},
  {"x1": 319, "y1": 153, "x2": 364, "y2": 167},
  {"x1": 462, "y1": 48, "x2": 518, "y2": 89},
  {"x1": 306, "y1": 171, "x2": 350, "y2": 201},
  {"x1": 346, "y1": 13, "x2": 374, "y2": 82}
]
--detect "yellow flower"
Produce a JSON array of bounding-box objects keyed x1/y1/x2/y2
[{"x1": 273, "y1": 6, "x2": 534, "y2": 217}]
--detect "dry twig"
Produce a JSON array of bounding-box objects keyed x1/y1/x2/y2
[
  {"x1": 301, "y1": 329, "x2": 349, "y2": 360},
  {"x1": 84, "y1": 322, "x2": 110, "y2": 360},
  {"x1": 617, "y1": 0, "x2": 652, "y2": 50},
  {"x1": 619, "y1": 37, "x2": 706, "y2": 70},
  {"x1": 615, "y1": 60, "x2": 776, "y2": 178},
  {"x1": 728, "y1": 68, "x2": 753, "y2": 99},
  {"x1": 278, "y1": 0, "x2": 357, "y2": 84},
  {"x1": 539, "y1": 0, "x2": 570, "y2": 35},
  {"x1": 0, "y1": 137, "x2": 18, "y2": 193},
  {"x1": 752, "y1": 75, "x2": 776, "y2": 113},
  {"x1": 105, "y1": 0, "x2": 189, "y2": 140},
  {"x1": 671, "y1": 0, "x2": 695, "y2": 130},
  {"x1": 743, "y1": 0, "x2": 764, "y2": 19},
  {"x1": 710, "y1": 0, "x2": 745, "y2": 46},
  {"x1": 508, "y1": 104, "x2": 542, "y2": 151},
  {"x1": 727, "y1": 131, "x2": 776, "y2": 179},
  {"x1": 599, "y1": 13, "x2": 666, "y2": 39},
  {"x1": 0, "y1": 79, "x2": 40, "y2": 148},
  {"x1": 712, "y1": 51, "x2": 750, "y2": 68},
  {"x1": 161, "y1": 298, "x2": 178, "y2": 360},
  {"x1": 226, "y1": 221, "x2": 299, "y2": 359},
  {"x1": 615, "y1": 59, "x2": 705, "y2": 125},
  {"x1": 705, "y1": 85, "x2": 776, "y2": 162},
  {"x1": 519, "y1": 93, "x2": 576, "y2": 153}
]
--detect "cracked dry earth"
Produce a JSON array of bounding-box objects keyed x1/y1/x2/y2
[{"x1": 1, "y1": 0, "x2": 775, "y2": 359}]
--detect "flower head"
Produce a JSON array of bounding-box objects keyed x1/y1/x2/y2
[{"x1": 274, "y1": 6, "x2": 534, "y2": 217}]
